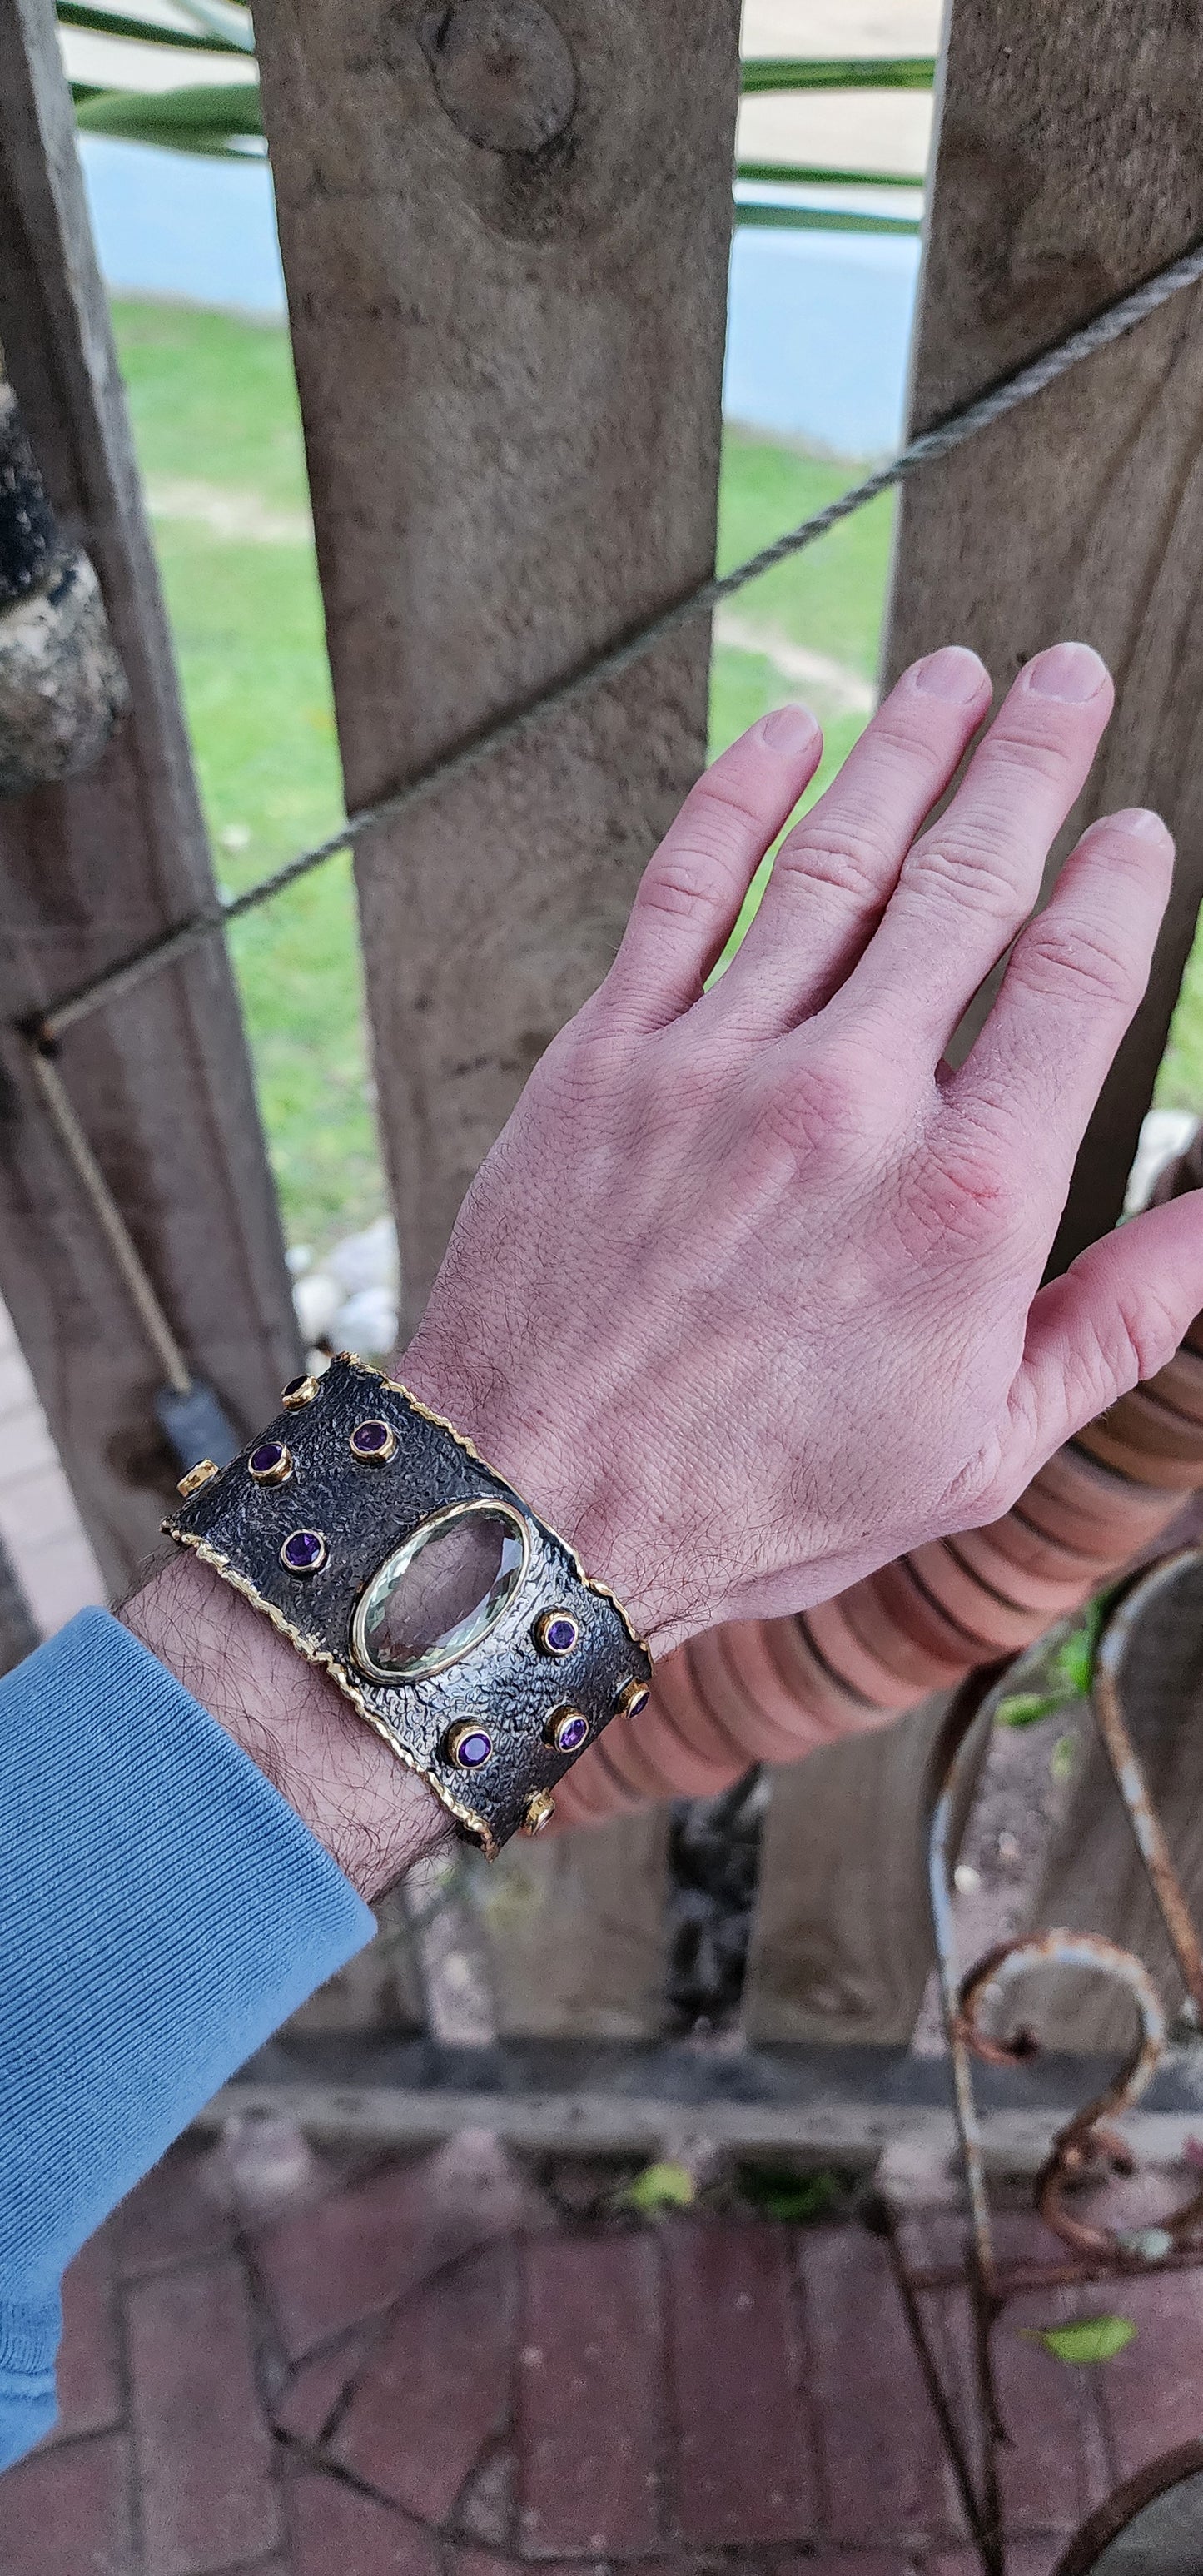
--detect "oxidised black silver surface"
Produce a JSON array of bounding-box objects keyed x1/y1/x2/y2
[{"x1": 164, "y1": 1354, "x2": 651, "y2": 1855}]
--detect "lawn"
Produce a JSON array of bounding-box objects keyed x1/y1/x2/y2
[{"x1": 109, "y1": 297, "x2": 1203, "y2": 1253}]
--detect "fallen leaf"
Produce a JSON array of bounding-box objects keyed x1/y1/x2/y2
[
  {"x1": 619, "y1": 2160, "x2": 695, "y2": 2215},
  {"x1": 1022, "y1": 2315, "x2": 1136, "y2": 2366}
]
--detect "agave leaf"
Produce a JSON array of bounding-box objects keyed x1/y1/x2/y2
[
  {"x1": 75, "y1": 79, "x2": 262, "y2": 157},
  {"x1": 1022, "y1": 2315, "x2": 1136, "y2": 2365}
]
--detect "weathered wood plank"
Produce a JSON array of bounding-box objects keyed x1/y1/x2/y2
[
  {"x1": 740, "y1": 1694, "x2": 973, "y2": 2047},
  {"x1": 253, "y1": 0, "x2": 741, "y2": 2033},
  {"x1": 253, "y1": 0, "x2": 741, "y2": 1321},
  {"x1": 0, "y1": 0, "x2": 300, "y2": 1593},
  {"x1": 882, "y1": 0, "x2": 1203, "y2": 1271},
  {"x1": 474, "y1": 1809, "x2": 671, "y2": 2040}
]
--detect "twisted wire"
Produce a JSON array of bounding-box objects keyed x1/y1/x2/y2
[{"x1": 31, "y1": 228, "x2": 1203, "y2": 1049}]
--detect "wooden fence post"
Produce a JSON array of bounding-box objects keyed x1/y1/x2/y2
[
  {"x1": 882, "y1": 0, "x2": 1203, "y2": 1273},
  {"x1": 252, "y1": 0, "x2": 741, "y2": 1322},
  {"x1": 0, "y1": 0, "x2": 301, "y2": 1594},
  {"x1": 252, "y1": 0, "x2": 741, "y2": 2034}
]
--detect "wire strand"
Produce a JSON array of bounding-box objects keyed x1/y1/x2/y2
[{"x1": 31, "y1": 227, "x2": 1203, "y2": 1049}]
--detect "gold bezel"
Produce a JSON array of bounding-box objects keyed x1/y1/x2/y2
[
  {"x1": 614, "y1": 1678, "x2": 651, "y2": 1720},
  {"x1": 176, "y1": 1457, "x2": 218, "y2": 1499},
  {"x1": 349, "y1": 1496, "x2": 531, "y2": 1685},
  {"x1": 544, "y1": 1704, "x2": 589, "y2": 1753},
  {"x1": 349, "y1": 1418, "x2": 399, "y2": 1465},
  {"x1": 281, "y1": 1374, "x2": 320, "y2": 1408},
  {"x1": 249, "y1": 1440, "x2": 293, "y2": 1487},
  {"x1": 445, "y1": 1717, "x2": 496, "y2": 1772}
]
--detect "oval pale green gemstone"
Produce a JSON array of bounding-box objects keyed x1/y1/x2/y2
[{"x1": 351, "y1": 1500, "x2": 529, "y2": 1681}]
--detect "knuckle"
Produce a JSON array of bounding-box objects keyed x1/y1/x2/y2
[
  {"x1": 903, "y1": 828, "x2": 1024, "y2": 922},
  {"x1": 776, "y1": 822, "x2": 896, "y2": 910},
  {"x1": 976, "y1": 726, "x2": 1074, "y2": 791},
  {"x1": 637, "y1": 846, "x2": 731, "y2": 924},
  {"x1": 1015, "y1": 913, "x2": 1135, "y2": 1009}
]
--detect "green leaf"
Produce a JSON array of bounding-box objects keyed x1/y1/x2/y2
[
  {"x1": 619, "y1": 2161, "x2": 695, "y2": 2216},
  {"x1": 1050, "y1": 1596, "x2": 1106, "y2": 1698},
  {"x1": 997, "y1": 1690, "x2": 1066, "y2": 1729},
  {"x1": 1022, "y1": 2315, "x2": 1136, "y2": 2366},
  {"x1": 740, "y1": 57, "x2": 936, "y2": 94},
  {"x1": 738, "y1": 2166, "x2": 843, "y2": 2221},
  {"x1": 75, "y1": 80, "x2": 262, "y2": 158},
  {"x1": 1050, "y1": 1732, "x2": 1077, "y2": 1783}
]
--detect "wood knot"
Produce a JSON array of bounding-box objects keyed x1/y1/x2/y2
[{"x1": 416, "y1": 0, "x2": 579, "y2": 154}]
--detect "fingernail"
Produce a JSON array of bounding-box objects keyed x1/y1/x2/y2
[
  {"x1": 758, "y1": 703, "x2": 819, "y2": 752},
  {"x1": 1112, "y1": 806, "x2": 1172, "y2": 845},
  {"x1": 1024, "y1": 641, "x2": 1109, "y2": 702},
  {"x1": 912, "y1": 645, "x2": 988, "y2": 703}
]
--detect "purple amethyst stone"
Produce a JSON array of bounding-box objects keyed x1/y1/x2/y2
[
  {"x1": 281, "y1": 1529, "x2": 326, "y2": 1574},
  {"x1": 250, "y1": 1440, "x2": 287, "y2": 1478},
  {"x1": 350, "y1": 1419, "x2": 392, "y2": 1457},
  {"x1": 552, "y1": 1711, "x2": 589, "y2": 1755},
  {"x1": 450, "y1": 1726, "x2": 493, "y2": 1770},
  {"x1": 546, "y1": 1615, "x2": 577, "y2": 1653},
  {"x1": 281, "y1": 1375, "x2": 311, "y2": 1400}
]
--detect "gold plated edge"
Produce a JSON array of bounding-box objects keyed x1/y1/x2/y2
[
  {"x1": 339, "y1": 1358, "x2": 654, "y2": 1666},
  {"x1": 163, "y1": 1523, "x2": 498, "y2": 1858}
]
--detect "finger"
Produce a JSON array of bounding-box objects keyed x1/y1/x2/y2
[
  {"x1": 602, "y1": 704, "x2": 823, "y2": 1031},
  {"x1": 833, "y1": 640, "x2": 1113, "y2": 1058},
  {"x1": 949, "y1": 805, "x2": 1174, "y2": 1228},
  {"x1": 708, "y1": 644, "x2": 992, "y2": 1036},
  {"x1": 1012, "y1": 1192, "x2": 1203, "y2": 1464}
]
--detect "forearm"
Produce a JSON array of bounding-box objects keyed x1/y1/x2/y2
[{"x1": 122, "y1": 1549, "x2": 452, "y2": 1901}]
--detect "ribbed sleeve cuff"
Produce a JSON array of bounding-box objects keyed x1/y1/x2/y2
[{"x1": 0, "y1": 1609, "x2": 375, "y2": 2317}]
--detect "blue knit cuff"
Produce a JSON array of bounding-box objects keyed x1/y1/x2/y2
[{"x1": 0, "y1": 1609, "x2": 375, "y2": 2310}]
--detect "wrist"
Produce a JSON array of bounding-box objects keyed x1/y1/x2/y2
[
  {"x1": 398, "y1": 1324, "x2": 674, "y2": 1655},
  {"x1": 121, "y1": 1550, "x2": 451, "y2": 1902}
]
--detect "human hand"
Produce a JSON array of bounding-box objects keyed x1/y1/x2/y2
[{"x1": 403, "y1": 639, "x2": 1203, "y2": 1661}]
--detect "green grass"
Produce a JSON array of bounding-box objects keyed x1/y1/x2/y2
[{"x1": 107, "y1": 301, "x2": 896, "y2": 1248}]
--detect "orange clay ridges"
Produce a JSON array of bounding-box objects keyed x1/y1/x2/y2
[{"x1": 553, "y1": 1137, "x2": 1203, "y2": 1833}]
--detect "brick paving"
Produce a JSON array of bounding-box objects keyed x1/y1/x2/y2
[{"x1": 8, "y1": 2127, "x2": 1203, "y2": 2576}]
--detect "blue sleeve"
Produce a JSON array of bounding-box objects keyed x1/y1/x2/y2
[{"x1": 0, "y1": 1607, "x2": 375, "y2": 2468}]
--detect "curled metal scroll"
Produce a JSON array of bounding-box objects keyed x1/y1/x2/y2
[
  {"x1": 932, "y1": 1550, "x2": 1203, "y2": 2280},
  {"x1": 918, "y1": 1556, "x2": 1203, "y2": 2569}
]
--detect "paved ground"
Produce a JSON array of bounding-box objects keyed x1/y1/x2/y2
[{"x1": 9, "y1": 2124, "x2": 1203, "y2": 2576}]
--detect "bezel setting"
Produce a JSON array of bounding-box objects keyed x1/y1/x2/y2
[
  {"x1": 280, "y1": 1527, "x2": 327, "y2": 1575},
  {"x1": 534, "y1": 1608, "x2": 579, "y2": 1657},
  {"x1": 249, "y1": 1440, "x2": 293, "y2": 1487},
  {"x1": 350, "y1": 1418, "x2": 398, "y2": 1465},
  {"x1": 544, "y1": 1706, "x2": 589, "y2": 1754},
  {"x1": 614, "y1": 1678, "x2": 651, "y2": 1719},
  {"x1": 281, "y1": 1374, "x2": 320, "y2": 1407},
  {"x1": 445, "y1": 1719, "x2": 495, "y2": 1771},
  {"x1": 349, "y1": 1496, "x2": 530, "y2": 1684}
]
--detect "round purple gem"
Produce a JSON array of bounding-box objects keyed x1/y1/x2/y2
[
  {"x1": 545, "y1": 1615, "x2": 577, "y2": 1654},
  {"x1": 250, "y1": 1440, "x2": 286, "y2": 1477},
  {"x1": 281, "y1": 1528, "x2": 326, "y2": 1574},
  {"x1": 554, "y1": 1712, "x2": 589, "y2": 1754},
  {"x1": 281, "y1": 1375, "x2": 311, "y2": 1400},
  {"x1": 351, "y1": 1419, "x2": 391, "y2": 1455},
  {"x1": 452, "y1": 1727, "x2": 493, "y2": 1771}
]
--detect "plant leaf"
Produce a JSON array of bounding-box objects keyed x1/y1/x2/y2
[
  {"x1": 75, "y1": 80, "x2": 263, "y2": 158},
  {"x1": 1022, "y1": 2315, "x2": 1136, "y2": 2366},
  {"x1": 619, "y1": 2161, "x2": 695, "y2": 2215},
  {"x1": 1050, "y1": 1732, "x2": 1077, "y2": 1783},
  {"x1": 738, "y1": 2166, "x2": 843, "y2": 2221},
  {"x1": 997, "y1": 1690, "x2": 1065, "y2": 1729}
]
